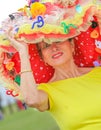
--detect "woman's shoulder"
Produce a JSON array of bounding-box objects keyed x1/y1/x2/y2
[
  {"x1": 79, "y1": 67, "x2": 93, "y2": 75},
  {"x1": 48, "y1": 67, "x2": 101, "y2": 83},
  {"x1": 80, "y1": 66, "x2": 101, "y2": 75},
  {"x1": 48, "y1": 75, "x2": 57, "y2": 82}
]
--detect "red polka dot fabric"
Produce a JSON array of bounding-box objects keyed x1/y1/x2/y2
[{"x1": 74, "y1": 16, "x2": 101, "y2": 67}]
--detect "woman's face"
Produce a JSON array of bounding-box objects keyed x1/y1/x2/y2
[{"x1": 39, "y1": 40, "x2": 74, "y2": 67}]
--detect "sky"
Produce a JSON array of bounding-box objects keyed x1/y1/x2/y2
[
  {"x1": 0, "y1": 0, "x2": 27, "y2": 25},
  {"x1": 0, "y1": 0, "x2": 27, "y2": 106}
]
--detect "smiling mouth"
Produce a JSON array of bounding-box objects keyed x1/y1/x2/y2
[{"x1": 52, "y1": 52, "x2": 63, "y2": 59}]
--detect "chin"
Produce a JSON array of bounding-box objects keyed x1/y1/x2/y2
[{"x1": 50, "y1": 60, "x2": 66, "y2": 67}]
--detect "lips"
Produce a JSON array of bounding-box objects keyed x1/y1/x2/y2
[{"x1": 52, "y1": 52, "x2": 63, "y2": 59}]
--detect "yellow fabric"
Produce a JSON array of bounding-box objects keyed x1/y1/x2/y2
[{"x1": 38, "y1": 67, "x2": 101, "y2": 130}]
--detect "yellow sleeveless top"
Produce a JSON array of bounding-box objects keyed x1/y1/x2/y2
[{"x1": 38, "y1": 67, "x2": 101, "y2": 130}]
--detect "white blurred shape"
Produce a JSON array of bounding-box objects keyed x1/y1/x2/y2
[{"x1": 0, "y1": 0, "x2": 27, "y2": 25}]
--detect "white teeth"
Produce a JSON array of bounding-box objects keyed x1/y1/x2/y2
[
  {"x1": 52, "y1": 52, "x2": 63, "y2": 58},
  {"x1": 54, "y1": 54, "x2": 61, "y2": 57}
]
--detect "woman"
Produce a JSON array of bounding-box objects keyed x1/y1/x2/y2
[
  {"x1": 1, "y1": 0, "x2": 101, "y2": 129},
  {"x1": 6, "y1": 34, "x2": 101, "y2": 130}
]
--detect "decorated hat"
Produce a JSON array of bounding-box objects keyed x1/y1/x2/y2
[
  {"x1": 0, "y1": 0, "x2": 101, "y2": 100},
  {"x1": 1, "y1": 0, "x2": 101, "y2": 45}
]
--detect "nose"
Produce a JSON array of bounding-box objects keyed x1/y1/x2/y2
[{"x1": 51, "y1": 43, "x2": 58, "y2": 51}]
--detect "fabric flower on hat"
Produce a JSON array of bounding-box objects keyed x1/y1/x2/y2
[
  {"x1": 30, "y1": 2, "x2": 46, "y2": 18},
  {"x1": 5, "y1": 61, "x2": 15, "y2": 71}
]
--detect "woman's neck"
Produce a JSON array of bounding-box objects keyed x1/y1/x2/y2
[
  {"x1": 55, "y1": 64, "x2": 80, "y2": 78},
  {"x1": 49, "y1": 61, "x2": 92, "y2": 82}
]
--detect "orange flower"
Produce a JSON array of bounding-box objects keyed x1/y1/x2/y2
[{"x1": 5, "y1": 61, "x2": 15, "y2": 71}]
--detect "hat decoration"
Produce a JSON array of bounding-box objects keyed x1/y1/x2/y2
[{"x1": 0, "y1": 0, "x2": 101, "y2": 45}]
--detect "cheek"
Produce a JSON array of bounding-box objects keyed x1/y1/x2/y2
[
  {"x1": 64, "y1": 44, "x2": 73, "y2": 53},
  {"x1": 42, "y1": 51, "x2": 54, "y2": 66},
  {"x1": 42, "y1": 50, "x2": 50, "y2": 62},
  {"x1": 62, "y1": 47, "x2": 73, "y2": 59}
]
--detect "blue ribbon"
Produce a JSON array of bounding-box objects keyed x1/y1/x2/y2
[{"x1": 31, "y1": 16, "x2": 44, "y2": 29}]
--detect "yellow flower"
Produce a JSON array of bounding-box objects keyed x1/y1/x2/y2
[{"x1": 30, "y1": 2, "x2": 46, "y2": 18}]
